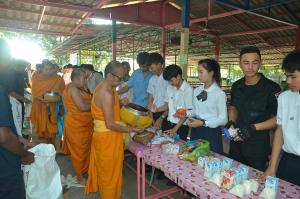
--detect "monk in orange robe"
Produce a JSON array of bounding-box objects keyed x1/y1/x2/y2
[
  {"x1": 62, "y1": 68, "x2": 93, "y2": 184},
  {"x1": 30, "y1": 60, "x2": 65, "y2": 145},
  {"x1": 85, "y1": 61, "x2": 143, "y2": 199}
]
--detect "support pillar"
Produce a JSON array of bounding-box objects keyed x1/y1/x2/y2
[
  {"x1": 215, "y1": 37, "x2": 221, "y2": 61},
  {"x1": 296, "y1": 28, "x2": 300, "y2": 49},
  {"x1": 78, "y1": 48, "x2": 81, "y2": 65},
  {"x1": 179, "y1": 0, "x2": 190, "y2": 79},
  {"x1": 112, "y1": 19, "x2": 117, "y2": 61},
  {"x1": 161, "y1": 28, "x2": 167, "y2": 65}
]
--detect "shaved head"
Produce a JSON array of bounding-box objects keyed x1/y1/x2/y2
[
  {"x1": 71, "y1": 68, "x2": 86, "y2": 81},
  {"x1": 104, "y1": 61, "x2": 123, "y2": 78}
]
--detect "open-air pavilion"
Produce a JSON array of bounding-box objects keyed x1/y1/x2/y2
[
  {"x1": 0, "y1": 0, "x2": 299, "y2": 77},
  {"x1": 1, "y1": 1, "x2": 300, "y2": 199}
]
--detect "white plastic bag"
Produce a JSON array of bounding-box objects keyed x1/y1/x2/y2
[
  {"x1": 24, "y1": 93, "x2": 32, "y2": 129},
  {"x1": 10, "y1": 96, "x2": 23, "y2": 136},
  {"x1": 23, "y1": 144, "x2": 63, "y2": 199}
]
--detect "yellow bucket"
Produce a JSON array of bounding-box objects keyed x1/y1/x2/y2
[{"x1": 120, "y1": 103, "x2": 152, "y2": 129}]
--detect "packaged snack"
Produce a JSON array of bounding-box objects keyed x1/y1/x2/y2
[
  {"x1": 178, "y1": 139, "x2": 210, "y2": 162},
  {"x1": 204, "y1": 161, "x2": 214, "y2": 178},
  {"x1": 250, "y1": 179, "x2": 259, "y2": 193},
  {"x1": 265, "y1": 176, "x2": 279, "y2": 191},
  {"x1": 243, "y1": 179, "x2": 259, "y2": 195},
  {"x1": 222, "y1": 157, "x2": 233, "y2": 170},
  {"x1": 151, "y1": 134, "x2": 175, "y2": 145},
  {"x1": 211, "y1": 158, "x2": 222, "y2": 174},
  {"x1": 209, "y1": 173, "x2": 223, "y2": 187},
  {"x1": 259, "y1": 176, "x2": 279, "y2": 199},
  {"x1": 174, "y1": 107, "x2": 187, "y2": 117},
  {"x1": 238, "y1": 165, "x2": 249, "y2": 182},
  {"x1": 161, "y1": 143, "x2": 180, "y2": 154},
  {"x1": 243, "y1": 180, "x2": 252, "y2": 195},
  {"x1": 223, "y1": 127, "x2": 238, "y2": 140},
  {"x1": 197, "y1": 156, "x2": 210, "y2": 168},
  {"x1": 230, "y1": 184, "x2": 245, "y2": 198},
  {"x1": 222, "y1": 169, "x2": 240, "y2": 190}
]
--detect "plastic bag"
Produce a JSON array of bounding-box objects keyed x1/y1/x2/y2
[
  {"x1": 9, "y1": 96, "x2": 23, "y2": 136},
  {"x1": 23, "y1": 144, "x2": 63, "y2": 199},
  {"x1": 178, "y1": 139, "x2": 210, "y2": 162}
]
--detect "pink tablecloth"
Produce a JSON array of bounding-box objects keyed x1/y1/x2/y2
[
  {"x1": 128, "y1": 141, "x2": 148, "y2": 157},
  {"x1": 143, "y1": 145, "x2": 300, "y2": 199}
]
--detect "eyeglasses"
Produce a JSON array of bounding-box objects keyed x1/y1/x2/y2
[
  {"x1": 111, "y1": 72, "x2": 123, "y2": 81},
  {"x1": 196, "y1": 90, "x2": 207, "y2": 102}
]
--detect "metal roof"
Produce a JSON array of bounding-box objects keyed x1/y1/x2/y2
[{"x1": 0, "y1": 0, "x2": 299, "y2": 67}]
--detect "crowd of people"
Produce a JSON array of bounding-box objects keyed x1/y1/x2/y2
[{"x1": 0, "y1": 36, "x2": 300, "y2": 199}]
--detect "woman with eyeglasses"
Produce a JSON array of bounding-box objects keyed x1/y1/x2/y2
[{"x1": 187, "y1": 59, "x2": 227, "y2": 154}]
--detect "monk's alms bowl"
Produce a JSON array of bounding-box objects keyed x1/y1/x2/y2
[
  {"x1": 120, "y1": 103, "x2": 152, "y2": 128},
  {"x1": 43, "y1": 91, "x2": 61, "y2": 103}
]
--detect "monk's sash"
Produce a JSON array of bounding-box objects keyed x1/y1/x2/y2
[{"x1": 93, "y1": 120, "x2": 125, "y2": 132}]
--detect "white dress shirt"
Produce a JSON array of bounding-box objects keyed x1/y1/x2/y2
[
  {"x1": 118, "y1": 82, "x2": 133, "y2": 102},
  {"x1": 277, "y1": 90, "x2": 300, "y2": 156},
  {"x1": 165, "y1": 80, "x2": 193, "y2": 124},
  {"x1": 147, "y1": 74, "x2": 169, "y2": 108},
  {"x1": 86, "y1": 71, "x2": 104, "y2": 93},
  {"x1": 193, "y1": 82, "x2": 227, "y2": 128}
]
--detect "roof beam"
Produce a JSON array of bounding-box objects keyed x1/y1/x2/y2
[
  {"x1": 37, "y1": 6, "x2": 46, "y2": 30},
  {"x1": 0, "y1": 26, "x2": 70, "y2": 36},
  {"x1": 165, "y1": 9, "x2": 243, "y2": 29},
  {"x1": 216, "y1": 4, "x2": 285, "y2": 56},
  {"x1": 0, "y1": 4, "x2": 82, "y2": 20},
  {"x1": 283, "y1": 4, "x2": 300, "y2": 25},
  {"x1": 215, "y1": 0, "x2": 299, "y2": 27},
  {"x1": 0, "y1": 16, "x2": 75, "y2": 29},
  {"x1": 16, "y1": 0, "x2": 93, "y2": 12},
  {"x1": 220, "y1": 25, "x2": 296, "y2": 38},
  {"x1": 214, "y1": 0, "x2": 296, "y2": 11},
  {"x1": 70, "y1": 0, "x2": 112, "y2": 35}
]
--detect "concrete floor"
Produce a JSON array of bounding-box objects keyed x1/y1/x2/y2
[
  {"x1": 57, "y1": 152, "x2": 189, "y2": 199},
  {"x1": 26, "y1": 129, "x2": 230, "y2": 199}
]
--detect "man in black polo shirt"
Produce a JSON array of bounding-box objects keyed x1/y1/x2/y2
[
  {"x1": 227, "y1": 46, "x2": 281, "y2": 171},
  {"x1": 0, "y1": 86, "x2": 35, "y2": 199}
]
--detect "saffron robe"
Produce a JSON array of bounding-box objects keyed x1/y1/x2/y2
[
  {"x1": 30, "y1": 73, "x2": 65, "y2": 138},
  {"x1": 62, "y1": 85, "x2": 93, "y2": 175},
  {"x1": 85, "y1": 86, "x2": 124, "y2": 199}
]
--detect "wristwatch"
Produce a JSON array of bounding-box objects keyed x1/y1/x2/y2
[{"x1": 160, "y1": 114, "x2": 166, "y2": 119}]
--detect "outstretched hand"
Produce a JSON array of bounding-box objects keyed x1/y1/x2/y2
[
  {"x1": 132, "y1": 127, "x2": 144, "y2": 134},
  {"x1": 21, "y1": 151, "x2": 35, "y2": 165}
]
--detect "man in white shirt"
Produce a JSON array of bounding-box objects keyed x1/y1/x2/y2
[
  {"x1": 147, "y1": 53, "x2": 169, "y2": 128},
  {"x1": 81, "y1": 64, "x2": 103, "y2": 93},
  {"x1": 263, "y1": 49, "x2": 300, "y2": 186},
  {"x1": 119, "y1": 61, "x2": 133, "y2": 105},
  {"x1": 154, "y1": 64, "x2": 193, "y2": 141}
]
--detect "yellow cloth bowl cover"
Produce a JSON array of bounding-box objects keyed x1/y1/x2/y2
[{"x1": 120, "y1": 106, "x2": 152, "y2": 129}]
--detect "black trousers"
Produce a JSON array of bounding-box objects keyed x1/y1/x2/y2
[
  {"x1": 229, "y1": 139, "x2": 270, "y2": 171},
  {"x1": 162, "y1": 120, "x2": 189, "y2": 141},
  {"x1": 0, "y1": 172, "x2": 26, "y2": 199},
  {"x1": 277, "y1": 152, "x2": 300, "y2": 187}
]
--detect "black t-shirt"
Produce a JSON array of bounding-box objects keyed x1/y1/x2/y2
[
  {"x1": 15, "y1": 71, "x2": 28, "y2": 97},
  {"x1": 0, "y1": 86, "x2": 21, "y2": 177},
  {"x1": 0, "y1": 68, "x2": 17, "y2": 94},
  {"x1": 231, "y1": 74, "x2": 281, "y2": 141}
]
